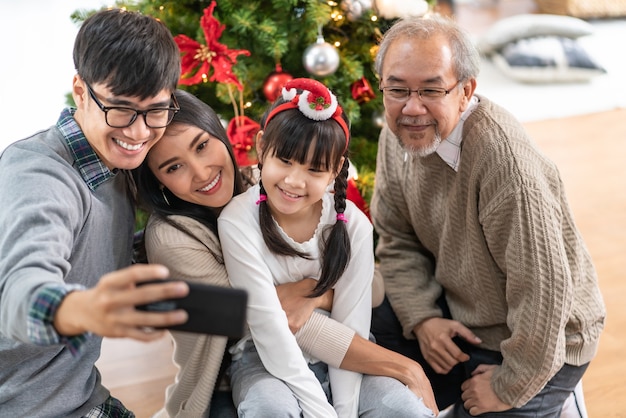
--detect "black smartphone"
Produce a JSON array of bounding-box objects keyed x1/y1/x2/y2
[{"x1": 136, "y1": 279, "x2": 247, "y2": 337}]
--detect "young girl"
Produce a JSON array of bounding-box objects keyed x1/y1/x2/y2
[
  {"x1": 136, "y1": 89, "x2": 436, "y2": 417},
  {"x1": 217, "y1": 79, "x2": 435, "y2": 417}
]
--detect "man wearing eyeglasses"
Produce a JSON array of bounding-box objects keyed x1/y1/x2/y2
[
  {"x1": 370, "y1": 15, "x2": 605, "y2": 418},
  {"x1": 0, "y1": 9, "x2": 189, "y2": 417}
]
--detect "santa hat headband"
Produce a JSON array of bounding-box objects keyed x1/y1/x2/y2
[{"x1": 264, "y1": 78, "x2": 350, "y2": 152}]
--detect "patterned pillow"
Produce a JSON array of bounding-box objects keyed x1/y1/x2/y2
[
  {"x1": 477, "y1": 14, "x2": 594, "y2": 55},
  {"x1": 491, "y1": 36, "x2": 606, "y2": 83}
]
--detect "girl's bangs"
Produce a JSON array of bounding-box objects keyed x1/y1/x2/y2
[{"x1": 265, "y1": 111, "x2": 343, "y2": 172}]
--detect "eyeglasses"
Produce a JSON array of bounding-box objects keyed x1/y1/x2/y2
[
  {"x1": 85, "y1": 83, "x2": 179, "y2": 128},
  {"x1": 379, "y1": 80, "x2": 461, "y2": 103}
]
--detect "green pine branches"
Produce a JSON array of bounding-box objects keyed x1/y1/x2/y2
[{"x1": 76, "y1": 0, "x2": 392, "y2": 175}]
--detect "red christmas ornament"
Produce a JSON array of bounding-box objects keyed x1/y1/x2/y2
[
  {"x1": 350, "y1": 76, "x2": 376, "y2": 104},
  {"x1": 263, "y1": 64, "x2": 293, "y2": 102},
  {"x1": 226, "y1": 116, "x2": 260, "y2": 167}
]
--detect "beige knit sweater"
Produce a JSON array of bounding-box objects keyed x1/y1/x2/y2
[
  {"x1": 371, "y1": 96, "x2": 605, "y2": 408},
  {"x1": 145, "y1": 215, "x2": 355, "y2": 417}
]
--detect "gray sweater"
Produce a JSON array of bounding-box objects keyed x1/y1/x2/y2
[
  {"x1": 0, "y1": 117, "x2": 135, "y2": 416},
  {"x1": 371, "y1": 96, "x2": 605, "y2": 407}
]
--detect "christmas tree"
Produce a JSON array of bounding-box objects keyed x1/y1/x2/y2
[{"x1": 72, "y1": 0, "x2": 436, "y2": 204}]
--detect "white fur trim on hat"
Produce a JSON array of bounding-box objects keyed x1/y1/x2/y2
[{"x1": 297, "y1": 90, "x2": 338, "y2": 121}]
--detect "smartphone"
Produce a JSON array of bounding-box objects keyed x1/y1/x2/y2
[{"x1": 136, "y1": 279, "x2": 247, "y2": 337}]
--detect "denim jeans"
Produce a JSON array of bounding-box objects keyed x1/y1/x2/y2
[
  {"x1": 228, "y1": 340, "x2": 435, "y2": 417},
  {"x1": 372, "y1": 296, "x2": 588, "y2": 417}
]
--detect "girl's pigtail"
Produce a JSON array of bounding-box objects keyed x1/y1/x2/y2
[{"x1": 311, "y1": 157, "x2": 351, "y2": 297}]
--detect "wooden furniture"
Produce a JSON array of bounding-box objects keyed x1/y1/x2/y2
[{"x1": 535, "y1": 0, "x2": 626, "y2": 18}]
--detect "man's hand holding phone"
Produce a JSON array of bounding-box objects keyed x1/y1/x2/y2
[
  {"x1": 54, "y1": 264, "x2": 188, "y2": 341},
  {"x1": 136, "y1": 278, "x2": 247, "y2": 337}
]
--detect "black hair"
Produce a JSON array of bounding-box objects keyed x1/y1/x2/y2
[
  {"x1": 134, "y1": 90, "x2": 245, "y2": 249},
  {"x1": 257, "y1": 95, "x2": 351, "y2": 298},
  {"x1": 73, "y1": 8, "x2": 180, "y2": 98}
]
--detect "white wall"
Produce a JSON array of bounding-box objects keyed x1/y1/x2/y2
[{"x1": 0, "y1": 0, "x2": 110, "y2": 152}]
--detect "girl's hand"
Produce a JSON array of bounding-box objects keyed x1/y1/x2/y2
[
  {"x1": 276, "y1": 278, "x2": 334, "y2": 333},
  {"x1": 340, "y1": 334, "x2": 439, "y2": 416},
  {"x1": 405, "y1": 362, "x2": 439, "y2": 416}
]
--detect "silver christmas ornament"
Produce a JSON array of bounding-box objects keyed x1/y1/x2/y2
[
  {"x1": 303, "y1": 34, "x2": 340, "y2": 77},
  {"x1": 342, "y1": 0, "x2": 373, "y2": 21}
]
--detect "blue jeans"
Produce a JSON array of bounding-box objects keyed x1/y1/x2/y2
[
  {"x1": 449, "y1": 363, "x2": 587, "y2": 417},
  {"x1": 371, "y1": 297, "x2": 588, "y2": 417},
  {"x1": 228, "y1": 341, "x2": 435, "y2": 417}
]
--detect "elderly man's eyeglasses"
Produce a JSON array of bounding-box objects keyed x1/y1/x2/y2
[
  {"x1": 379, "y1": 81, "x2": 460, "y2": 102},
  {"x1": 85, "y1": 83, "x2": 179, "y2": 128}
]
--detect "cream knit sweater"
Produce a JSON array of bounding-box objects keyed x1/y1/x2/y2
[
  {"x1": 146, "y1": 215, "x2": 355, "y2": 417},
  {"x1": 371, "y1": 96, "x2": 605, "y2": 407}
]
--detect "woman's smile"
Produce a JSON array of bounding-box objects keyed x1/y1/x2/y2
[{"x1": 197, "y1": 171, "x2": 221, "y2": 194}]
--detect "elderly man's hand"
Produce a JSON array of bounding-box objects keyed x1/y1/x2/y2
[
  {"x1": 461, "y1": 364, "x2": 512, "y2": 415},
  {"x1": 413, "y1": 317, "x2": 482, "y2": 374}
]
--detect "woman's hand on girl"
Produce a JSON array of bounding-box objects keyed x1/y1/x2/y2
[{"x1": 275, "y1": 278, "x2": 334, "y2": 334}]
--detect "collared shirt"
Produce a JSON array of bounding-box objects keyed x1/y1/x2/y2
[
  {"x1": 436, "y1": 95, "x2": 479, "y2": 171},
  {"x1": 83, "y1": 396, "x2": 135, "y2": 418},
  {"x1": 59, "y1": 107, "x2": 117, "y2": 190},
  {"x1": 27, "y1": 108, "x2": 115, "y2": 355},
  {"x1": 28, "y1": 282, "x2": 88, "y2": 355}
]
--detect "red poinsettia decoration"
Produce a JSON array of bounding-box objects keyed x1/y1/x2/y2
[
  {"x1": 227, "y1": 116, "x2": 260, "y2": 167},
  {"x1": 350, "y1": 76, "x2": 376, "y2": 104},
  {"x1": 174, "y1": 1, "x2": 250, "y2": 89}
]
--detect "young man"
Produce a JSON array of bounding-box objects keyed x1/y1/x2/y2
[
  {"x1": 370, "y1": 15, "x2": 605, "y2": 417},
  {"x1": 0, "y1": 9, "x2": 189, "y2": 417}
]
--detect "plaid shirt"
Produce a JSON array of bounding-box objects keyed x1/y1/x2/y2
[
  {"x1": 26, "y1": 108, "x2": 117, "y2": 355},
  {"x1": 60, "y1": 107, "x2": 117, "y2": 190},
  {"x1": 83, "y1": 396, "x2": 135, "y2": 418}
]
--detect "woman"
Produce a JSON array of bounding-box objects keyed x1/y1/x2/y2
[{"x1": 134, "y1": 89, "x2": 436, "y2": 417}]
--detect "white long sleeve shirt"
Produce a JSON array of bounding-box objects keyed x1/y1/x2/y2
[{"x1": 218, "y1": 184, "x2": 374, "y2": 418}]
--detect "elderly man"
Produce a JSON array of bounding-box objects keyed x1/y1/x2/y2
[{"x1": 370, "y1": 15, "x2": 605, "y2": 417}]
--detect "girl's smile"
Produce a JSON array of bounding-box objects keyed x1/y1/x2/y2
[{"x1": 277, "y1": 185, "x2": 304, "y2": 201}]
